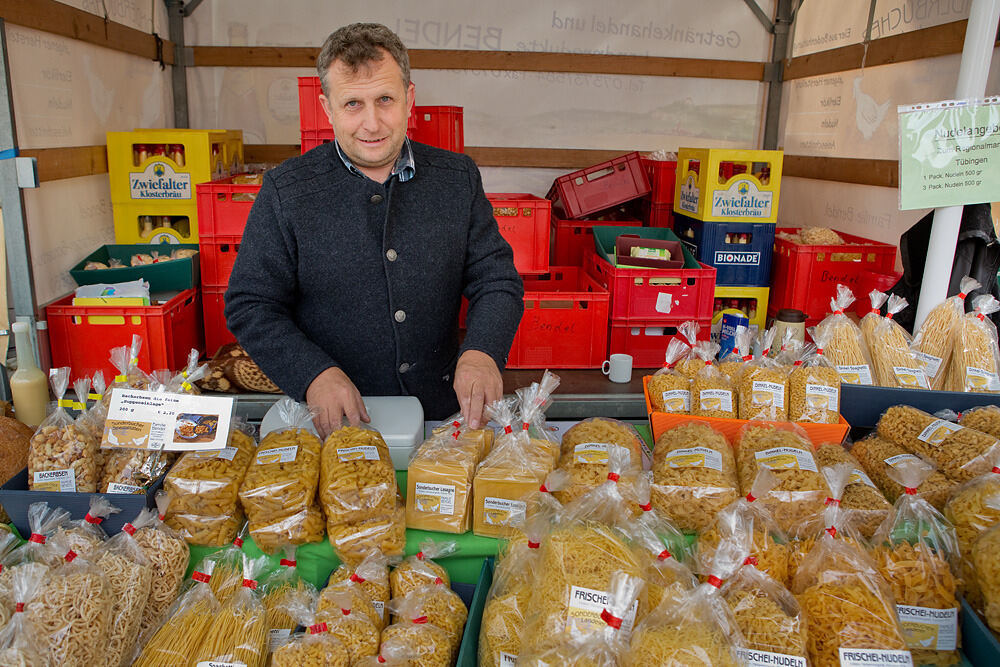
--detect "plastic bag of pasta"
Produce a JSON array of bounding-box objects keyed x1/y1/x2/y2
[
  {"x1": 948, "y1": 294, "x2": 1000, "y2": 392},
  {"x1": 131, "y1": 492, "x2": 191, "y2": 638},
  {"x1": 647, "y1": 337, "x2": 692, "y2": 414},
  {"x1": 674, "y1": 320, "x2": 706, "y2": 379},
  {"x1": 718, "y1": 325, "x2": 752, "y2": 384},
  {"x1": 27, "y1": 367, "x2": 99, "y2": 493},
  {"x1": 650, "y1": 420, "x2": 740, "y2": 532},
  {"x1": 876, "y1": 404, "x2": 1000, "y2": 482},
  {"x1": 250, "y1": 501, "x2": 325, "y2": 554},
  {"x1": 0, "y1": 561, "x2": 48, "y2": 667},
  {"x1": 625, "y1": 539, "x2": 745, "y2": 667},
  {"x1": 191, "y1": 522, "x2": 248, "y2": 606},
  {"x1": 406, "y1": 426, "x2": 480, "y2": 534},
  {"x1": 944, "y1": 447, "x2": 1000, "y2": 565},
  {"x1": 789, "y1": 326, "x2": 842, "y2": 423},
  {"x1": 698, "y1": 469, "x2": 790, "y2": 586},
  {"x1": 516, "y1": 369, "x2": 562, "y2": 459},
  {"x1": 870, "y1": 458, "x2": 962, "y2": 665},
  {"x1": 190, "y1": 554, "x2": 270, "y2": 667},
  {"x1": 270, "y1": 597, "x2": 350, "y2": 667},
  {"x1": 867, "y1": 293, "x2": 930, "y2": 388},
  {"x1": 911, "y1": 276, "x2": 979, "y2": 389},
  {"x1": 850, "y1": 434, "x2": 958, "y2": 510},
  {"x1": 164, "y1": 418, "x2": 256, "y2": 518},
  {"x1": 736, "y1": 422, "x2": 829, "y2": 533},
  {"x1": 972, "y1": 521, "x2": 1000, "y2": 634},
  {"x1": 320, "y1": 421, "x2": 396, "y2": 524},
  {"x1": 815, "y1": 443, "x2": 892, "y2": 539},
  {"x1": 326, "y1": 549, "x2": 391, "y2": 627},
  {"x1": 262, "y1": 545, "x2": 318, "y2": 651},
  {"x1": 76, "y1": 371, "x2": 107, "y2": 463},
  {"x1": 381, "y1": 588, "x2": 455, "y2": 667},
  {"x1": 959, "y1": 403, "x2": 1000, "y2": 437},
  {"x1": 316, "y1": 574, "x2": 381, "y2": 633},
  {"x1": 50, "y1": 495, "x2": 118, "y2": 559},
  {"x1": 315, "y1": 580, "x2": 382, "y2": 663},
  {"x1": 390, "y1": 539, "x2": 456, "y2": 598},
  {"x1": 2, "y1": 501, "x2": 70, "y2": 574},
  {"x1": 103, "y1": 336, "x2": 153, "y2": 411},
  {"x1": 858, "y1": 289, "x2": 889, "y2": 353},
  {"x1": 816, "y1": 284, "x2": 876, "y2": 386},
  {"x1": 554, "y1": 417, "x2": 647, "y2": 506},
  {"x1": 691, "y1": 341, "x2": 738, "y2": 419},
  {"x1": 739, "y1": 328, "x2": 791, "y2": 421},
  {"x1": 94, "y1": 520, "x2": 153, "y2": 667},
  {"x1": 327, "y1": 498, "x2": 405, "y2": 564},
  {"x1": 792, "y1": 515, "x2": 912, "y2": 667}
]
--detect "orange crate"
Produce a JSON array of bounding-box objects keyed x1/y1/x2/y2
[{"x1": 642, "y1": 375, "x2": 851, "y2": 443}]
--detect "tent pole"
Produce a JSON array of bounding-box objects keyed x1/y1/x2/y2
[{"x1": 913, "y1": 0, "x2": 1000, "y2": 329}]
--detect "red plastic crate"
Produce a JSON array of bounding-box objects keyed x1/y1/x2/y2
[
  {"x1": 196, "y1": 175, "x2": 261, "y2": 237},
  {"x1": 203, "y1": 286, "x2": 236, "y2": 356},
  {"x1": 411, "y1": 106, "x2": 464, "y2": 152},
  {"x1": 46, "y1": 289, "x2": 203, "y2": 381},
  {"x1": 301, "y1": 129, "x2": 335, "y2": 154},
  {"x1": 584, "y1": 250, "x2": 716, "y2": 323},
  {"x1": 487, "y1": 193, "x2": 551, "y2": 275},
  {"x1": 641, "y1": 157, "x2": 677, "y2": 205},
  {"x1": 768, "y1": 268, "x2": 902, "y2": 326},
  {"x1": 508, "y1": 267, "x2": 609, "y2": 369},
  {"x1": 199, "y1": 235, "x2": 242, "y2": 287},
  {"x1": 769, "y1": 228, "x2": 897, "y2": 321},
  {"x1": 609, "y1": 317, "x2": 712, "y2": 368},
  {"x1": 641, "y1": 200, "x2": 674, "y2": 228},
  {"x1": 551, "y1": 215, "x2": 641, "y2": 267},
  {"x1": 546, "y1": 152, "x2": 651, "y2": 219},
  {"x1": 297, "y1": 76, "x2": 417, "y2": 135}
]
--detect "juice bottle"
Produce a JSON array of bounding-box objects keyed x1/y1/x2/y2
[{"x1": 9, "y1": 321, "x2": 49, "y2": 427}]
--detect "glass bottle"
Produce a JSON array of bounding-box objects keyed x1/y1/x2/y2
[{"x1": 9, "y1": 321, "x2": 49, "y2": 428}]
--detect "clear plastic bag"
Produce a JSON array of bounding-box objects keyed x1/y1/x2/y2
[
  {"x1": 380, "y1": 588, "x2": 455, "y2": 667},
  {"x1": 739, "y1": 328, "x2": 791, "y2": 421},
  {"x1": 391, "y1": 539, "x2": 456, "y2": 598},
  {"x1": 250, "y1": 502, "x2": 324, "y2": 554},
  {"x1": 944, "y1": 447, "x2": 1000, "y2": 563},
  {"x1": 912, "y1": 276, "x2": 979, "y2": 390},
  {"x1": 859, "y1": 289, "x2": 889, "y2": 355},
  {"x1": 131, "y1": 493, "x2": 191, "y2": 638},
  {"x1": 103, "y1": 335, "x2": 152, "y2": 409},
  {"x1": 315, "y1": 578, "x2": 382, "y2": 663},
  {"x1": 850, "y1": 433, "x2": 958, "y2": 510},
  {"x1": 269, "y1": 596, "x2": 350, "y2": 667},
  {"x1": 868, "y1": 293, "x2": 931, "y2": 388},
  {"x1": 718, "y1": 325, "x2": 752, "y2": 384},
  {"x1": 0, "y1": 561, "x2": 48, "y2": 667},
  {"x1": 647, "y1": 338, "x2": 693, "y2": 414},
  {"x1": 50, "y1": 495, "x2": 118, "y2": 559},
  {"x1": 261, "y1": 545, "x2": 318, "y2": 649},
  {"x1": 191, "y1": 522, "x2": 249, "y2": 606},
  {"x1": 555, "y1": 417, "x2": 647, "y2": 507},
  {"x1": 95, "y1": 521, "x2": 154, "y2": 667},
  {"x1": 674, "y1": 320, "x2": 706, "y2": 379},
  {"x1": 27, "y1": 367, "x2": 98, "y2": 492},
  {"x1": 316, "y1": 575, "x2": 380, "y2": 634},
  {"x1": 691, "y1": 341, "x2": 738, "y2": 419},
  {"x1": 325, "y1": 549, "x2": 391, "y2": 628},
  {"x1": 405, "y1": 427, "x2": 480, "y2": 534},
  {"x1": 949, "y1": 293, "x2": 1000, "y2": 392},
  {"x1": 190, "y1": 554, "x2": 270, "y2": 667},
  {"x1": 816, "y1": 284, "x2": 876, "y2": 386},
  {"x1": 789, "y1": 326, "x2": 842, "y2": 423},
  {"x1": 3, "y1": 501, "x2": 70, "y2": 572},
  {"x1": 959, "y1": 403, "x2": 1000, "y2": 438},
  {"x1": 320, "y1": 422, "x2": 396, "y2": 524},
  {"x1": 972, "y1": 521, "x2": 1000, "y2": 635},
  {"x1": 814, "y1": 443, "x2": 892, "y2": 539}
]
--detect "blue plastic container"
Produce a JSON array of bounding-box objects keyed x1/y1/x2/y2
[{"x1": 673, "y1": 213, "x2": 774, "y2": 287}]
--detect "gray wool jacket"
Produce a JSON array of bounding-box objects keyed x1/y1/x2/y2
[{"x1": 224, "y1": 140, "x2": 524, "y2": 419}]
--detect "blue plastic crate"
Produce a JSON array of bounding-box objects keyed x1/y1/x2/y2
[{"x1": 673, "y1": 213, "x2": 774, "y2": 287}]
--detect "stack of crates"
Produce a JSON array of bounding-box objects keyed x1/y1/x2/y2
[
  {"x1": 106, "y1": 129, "x2": 244, "y2": 244},
  {"x1": 671, "y1": 148, "x2": 783, "y2": 344},
  {"x1": 640, "y1": 156, "x2": 677, "y2": 228}
]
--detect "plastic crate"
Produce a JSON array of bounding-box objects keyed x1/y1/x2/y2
[
  {"x1": 487, "y1": 193, "x2": 551, "y2": 275},
  {"x1": 609, "y1": 317, "x2": 712, "y2": 368},
  {"x1": 551, "y1": 215, "x2": 641, "y2": 266},
  {"x1": 508, "y1": 267, "x2": 609, "y2": 369},
  {"x1": 769, "y1": 227, "x2": 898, "y2": 322},
  {"x1": 641, "y1": 157, "x2": 677, "y2": 205},
  {"x1": 411, "y1": 105, "x2": 464, "y2": 152},
  {"x1": 641, "y1": 199, "x2": 675, "y2": 228},
  {"x1": 673, "y1": 214, "x2": 774, "y2": 287},
  {"x1": 301, "y1": 129, "x2": 335, "y2": 154},
  {"x1": 547, "y1": 152, "x2": 651, "y2": 219},
  {"x1": 674, "y1": 147, "x2": 783, "y2": 223},
  {"x1": 297, "y1": 76, "x2": 417, "y2": 135},
  {"x1": 585, "y1": 227, "x2": 716, "y2": 323},
  {"x1": 712, "y1": 286, "x2": 769, "y2": 342},
  {"x1": 46, "y1": 288, "x2": 203, "y2": 381},
  {"x1": 196, "y1": 174, "x2": 262, "y2": 237},
  {"x1": 199, "y1": 235, "x2": 242, "y2": 287},
  {"x1": 203, "y1": 285, "x2": 236, "y2": 356},
  {"x1": 70, "y1": 243, "x2": 199, "y2": 292}
]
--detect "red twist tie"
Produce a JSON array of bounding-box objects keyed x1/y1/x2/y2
[
  {"x1": 416, "y1": 551, "x2": 424, "y2": 560},
  {"x1": 84, "y1": 513, "x2": 103, "y2": 525},
  {"x1": 378, "y1": 657, "x2": 387, "y2": 664},
  {"x1": 745, "y1": 492, "x2": 756, "y2": 503},
  {"x1": 279, "y1": 558, "x2": 296, "y2": 567},
  {"x1": 870, "y1": 307, "x2": 880, "y2": 315},
  {"x1": 412, "y1": 616, "x2": 429, "y2": 625},
  {"x1": 607, "y1": 472, "x2": 620, "y2": 482},
  {"x1": 742, "y1": 354, "x2": 753, "y2": 362},
  {"x1": 886, "y1": 312, "x2": 894, "y2": 321},
  {"x1": 992, "y1": 467, "x2": 1000, "y2": 474},
  {"x1": 451, "y1": 420, "x2": 461, "y2": 428},
  {"x1": 309, "y1": 623, "x2": 328, "y2": 634},
  {"x1": 350, "y1": 573, "x2": 366, "y2": 584},
  {"x1": 64, "y1": 550, "x2": 78, "y2": 562},
  {"x1": 14, "y1": 603, "x2": 24, "y2": 613},
  {"x1": 522, "y1": 422, "x2": 530, "y2": 431},
  {"x1": 192, "y1": 571, "x2": 211, "y2": 583},
  {"x1": 960, "y1": 291, "x2": 968, "y2": 299},
  {"x1": 816, "y1": 347, "x2": 824, "y2": 354},
  {"x1": 600, "y1": 609, "x2": 623, "y2": 629},
  {"x1": 978, "y1": 313, "x2": 986, "y2": 321},
  {"x1": 825, "y1": 497, "x2": 841, "y2": 506},
  {"x1": 657, "y1": 549, "x2": 672, "y2": 561},
  {"x1": 705, "y1": 360, "x2": 712, "y2": 366},
  {"x1": 503, "y1": 425, "x2": 513, "y2": 434},
  {"x1": 904, "y1": 486, "x2": 918, "y2": 495},
  {"x1": 833, "y1": 309, "x2": 844, "y2": 315},
  {"x1": 341, "y1": 608, "x2": 352, "y2": 616},
  {"x1": 539, "y1": 484, "x2": 549, "y2": 493},
  {"x1": 451, "y1": 431, "x2": 460, "y2": 440},
  {"x1": 640, "y1": 502, "x2": 652, "y2": 512},
  {"x1": 122, "y1": 523, "x2": 137, "y2": 536},
  {"x1": 434, "y1": 577, "x2": 444, "y2": 585},
  {"x1": 826, "y1": 526, "x2": 838, "y2": 537},
  {"x1": 744, "y1": 556, "x2": 759, "y2": 566},
  {"x1": 158, "y1": 513, "x2": 165, "y2": 521},
  {"x1": 242, "y1": 578, "x2": 257, "y2": 590},
  {"x1": 234, "y1": 537, "x2": 244, "y2": 548},
  {"x1": 706, "y1": 575, "x2": 723, "y2": 588},
  {"x1": 28, "y1": 533, "x2": 46, "y2": 545},
  {"x1": 528, "y1": 541, "x2": 540, "y2": 549}
]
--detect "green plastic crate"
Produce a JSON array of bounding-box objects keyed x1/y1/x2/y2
[
  {"x1": 70, "y1": 243, "x2": 200, "y2": 292},
  {"x1": 590, "y1": 225, "x2": 700, "y2": 269},
  {"x1": 456, "y1": 558, "x2": 493, "y2": 667}
]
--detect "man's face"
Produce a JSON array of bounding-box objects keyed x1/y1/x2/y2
[{"x1": 319, "y1": 50, "x2": 414, "y2": 175}]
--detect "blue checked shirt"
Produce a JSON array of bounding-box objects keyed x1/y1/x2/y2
[{"x1": 335, "y1": 137, "x2": 416, "y2": 183}]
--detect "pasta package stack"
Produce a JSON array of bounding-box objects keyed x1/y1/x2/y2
[
  {"x1": 739, "y1": 328, "x2": 791, "y2": 422},
  {"x1": 27, "y1": 366, "x2": 99, "y2": 493},
  {"x1": 691, "y1": 341, "x2": 738, "y2": 419},
  {"x1": 814, "y1": 443, "x2": 892, "y2": 538},
  {"x1": 406, "y1": 421, "x2": 481, "y2": 535},
  {"x1": 866, "y1": 293, "x2": 930, "y2": 389},
  {"x1": 554, "y1": 417, "x2": 646, "y2": 507},
  {"x1": 911, "y1": 276, "x2": 980, "y2": 390},
  {"x1": 238, "y1": 398, "x2": 323, "y2": 554},
  {"x1": 132, "y1": 493, "x2": 191, "y2": 638},
  {"x1": 647, "y1": 338, "x2": 693, "y2": 414},
  {"x1": 851, "y1": 434, "x2": 958, "y2": 511},
  {"x1": 876, "y1": 405, "x2": 1000, "y2": 482},
  {"x1": 430, "y1": 412, "x2": 495, "y2": 460},
  {"x1": 788, "y1": 327, "x2": 841, "y2": 423},
  {"x1": 871, "y1": 458, "x2": 962, "y2": 666},
  {"x1": 816, "y1": 284, "x2": 875, "y2": 386},
  {"x1": 948, "y1": 294, "x2": 1000, "y2": 392},
  {"x1": 164, "y1": 420, "x2": 256, "y2": 546},
  {"x1": 191, "y1": 555, "x2": 270, "y2": 667},
  {"x1": 650, "y1": 421, "x2": 739, "y2": 532},
  {"x1": 736, "y1": 423, "x2": 829, "y2": 533}
]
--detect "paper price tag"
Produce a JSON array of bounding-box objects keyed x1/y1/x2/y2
[
  {"x1": 337, "y1": 445, "x2": 380, "y2": 462},
  {"x1": 103, "y1": 388, "x2": 234, "y2": 452},
  {"x1": 917, "y1": 420, "x2": 962, "y2": 446},
  {"x1": 256, "y1": 445, "x2": 298, "y2": 465},
  {"x1": 897, "y1": 604, "x2": 958, "y2": 651},
  {"x1": 699, "y1": 388, "x2": 733, "y2": 412},
  {"x1": 566, "y1": 585, "x2": 638, "y2": 635},
  {"x1": 751, "y1": 381, "x2": 786, "y2": 410},
  {"x1": 483, "y1": 497, "x2": 527, "y2": 527},
  {"x1": 735, "y1": 648, "x2": 807, "y2": 667},
  {"x1": 837, "y1": 648, "x2": 913, "y2": 667},
  {"x1": 836, "y1": 364, "x2": 874, "y2": 386}
]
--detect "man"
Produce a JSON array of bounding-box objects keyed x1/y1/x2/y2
[{"x1": 225, "y1": 23, "x2": 523, "y2": 437}]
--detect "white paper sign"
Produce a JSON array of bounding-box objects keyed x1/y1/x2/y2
[{"x1": 102, "y1": 388, "x2": 235, "y2": 452}]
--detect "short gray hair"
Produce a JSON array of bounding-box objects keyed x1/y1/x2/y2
[{"x1": 316, "y1": 23, "x2": 410, "y2": 97}]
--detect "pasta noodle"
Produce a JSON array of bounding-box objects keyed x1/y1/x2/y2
[
  {"x1": 190, "y1": 555, "x2": 270, "y2": 667},
  {"x1": 314, "y1": 584, "x2": 381, "y2": 663},
  {"x1": 944, "y1": 456, "x2": 1000, "y2": 558},
  {"x1": 691, "y1": 342, "x2": 738, "y2": 420},
  {"x1": 739, "y1": 329, "x2": 791, "y2": 421},
  {"x1": 789, "y1": 327, "x2": 841, "y2": 423},
  {"x1": 132, "y1": 565, "x2": 220, "y2": 666},
  {"x1": 850, "y1": 434, "x2": 957, "y2": 510},
  {"x1": 164, "y1": 422, "x2": 256, "y2": 518},
  {"x1": 723, "y1": 567, "x2": 808, "y2": 660},
  {"x1": 948, "y1": 294, "x2": 1000, "y2": 392},
  {"x1": 814, "y1": 443, "x2": 892, "y2": 538},
  {"x1": 959, "y1": 404, "x2": 1000, "y2": 438},
  {"x1": 405, "y1": 429, "x2": 480, "y2": 534},
  {"x1": 249, "y1": 502, "x2": 325, "y2": 554},
  {"x1": 555, "y1": 418, "x2": 645, "y2": 507},
  {"x1": 239, "y1": 421, "x2": 321, "y2": 519},
  {"x1": 326, "y1": 500, "x2": 405, "y2": 565},
  {"x1": 320, "y1": 425, "x2": 396, "y2": 524},
  {"x1": 815, "y1": 285, "x2": 875, "y2": 386}
]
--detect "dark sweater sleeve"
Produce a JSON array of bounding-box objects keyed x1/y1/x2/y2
[
  {"x1": 224, "y1": 173, "x2": 338, "y2": 401},
  {"x1": 459, "y1": 156, "x2": 525, "y2": 370}
]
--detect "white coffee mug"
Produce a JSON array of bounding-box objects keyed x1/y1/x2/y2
[{"x1": 602, "y1": 353, "x2": 633, "y2": 383}]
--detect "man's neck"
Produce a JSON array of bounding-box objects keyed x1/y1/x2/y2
[{"x1": 357, "y1": 163, "x2": 394, "y2": 183}]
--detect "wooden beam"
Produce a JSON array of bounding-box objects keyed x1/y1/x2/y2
[
  {"x1": 193, "y1": 46, "x2": 765, "y2": 80},
  {"x1": 22, "y1": 146, "x2": 107, "y2": 182},
  {"x1": 783, "y1": 20, "x2": 976, "y2": 80},
  {"x1": 244, "y1": 144, "x2": 299, "y2": 163},
  {"x1": 465, "y1": 147, "x2": 628, "y2": 169},
  {"x1": 0, "y1": 0, "x2": 175, "y2": 64},
  {"x1": 782, "y1": 155, "x2": 898, "y2": 188}
]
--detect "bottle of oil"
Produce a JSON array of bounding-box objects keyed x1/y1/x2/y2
[{"x1": 9, "y1": 321, "x2": 49, "y2": 428}]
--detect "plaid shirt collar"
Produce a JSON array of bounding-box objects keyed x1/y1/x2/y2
[{"x1": 334, "y1": 137, "x2": 415, "y2": 183}]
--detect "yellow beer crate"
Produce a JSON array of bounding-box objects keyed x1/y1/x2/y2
[
  {"x1": 112, "y1": 201, "x2": 199, "y2": 245},
  {"x1": 673, "y1": 148, "x2": 783, "y2": 223},
  {"x1": 711, "y1": 285, "x2": 769, "y2": 343}
]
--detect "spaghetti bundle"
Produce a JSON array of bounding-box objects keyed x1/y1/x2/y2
[
  {"x1": 132, "y1": 493, "x2": 190, "y2": 638},
  {"x1": 868, "y1": 293, "x2": 930, "y2": 388},
  {"x1": 555, "y1": 417, "x2": 645, "y2": 507},
  {"x1": 262, "y1": 546, "x2": 317, "y2": 649},
  {"x1": 948, "y1": 294, "x2": 1000, "y2": 392},
  {"x1": 194, "y1": 523, "x2": 249, "y2": 606},
  {"x1": 789, "y1": 327, "x2": 841, "y2": 423},
  {"x1": 691, "y1": 341, "x2": 738, "y2": 419},
  {"x1": 647, "y1": 338, "x2": 693, "y2": 414},
  {"x1": 190, "y1": 555, "x2": 270, "y2": 667},
  {"x1": 911, "y1": 276, "x2": 979, "y2": 389},
  {"x1": 95, "y1": 523, "x2": 153, "y2": 667},
  {"x1": 814, "y1": 443, "x2": 891, "y2": 538},
  {"x1": 815, "y1": 284, "x2": 875, "y2": 386}
]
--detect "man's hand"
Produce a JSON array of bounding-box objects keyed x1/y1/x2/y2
[
  {"x1": 306, "y1": 366, "x2": 370, "y2": 439},
  {"x1": 454, "y1": 350, "x2": 503, "y2": 429}
]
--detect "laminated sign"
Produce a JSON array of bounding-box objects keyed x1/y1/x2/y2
[{"x1": 102, "y1": 388, "x2": 234, "y2": 452}]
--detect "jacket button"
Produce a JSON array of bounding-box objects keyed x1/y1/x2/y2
[
  {"x1": 370, "y1": 193, "x2": 384, "y2": 204},
  {"x1": 399, "y1": 362, "x2": 410, "y2": 373},
  {"x1": 394, "y1": 310, "x2": 406, "y2": 322},
  {"x1": 386, "y1": 249, "x2": 397, "y2": 261}
]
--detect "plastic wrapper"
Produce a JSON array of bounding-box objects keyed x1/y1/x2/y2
[
  {"x1": 190, "y1": 554, "x2": 270, "y2": 667},
  {"x1": 94, "y1": 523, "x2": 153, "y2": 667},
  {"x1": 944, "y1": 447, "x2": 1000, "y2": 561},
  {"x1": 859, "y1": 290, "x2": 889, "y2": 360},
  {"x1": 270, "y1": 598, "x2": 350, "y2": 667},
  {"x1": 326, "y1": 549, "x2": 391, "y2": 627},
  {"x1": 27, "y1": 367, "x2": 99, "y2": 492},
  {"x1": 132, "y1": 493, "x2": 191, "y2": 638},
  {"x1": 690, "y1": 342, "x2": 737, "y2": 419},
  {"x1": 647, "y1": 338, "x2": 693, "y2": 414},
  {"x1": 316, "y1": 576, "x2": 380, "y2": 633},
  {"x1": 736, "y1": 422, "x2": 828, "y2": 533},
  {"x1": 315, "y1": 579, "x2": 382, "y2": 663},
  {"x1": 193, "y1": 524, "x2": 249, "y2": 606},
  {"x1": 103, "y1": 336, "x2": 153, "y2": 409},
  {"x1": 262, "y1": 546, "x2": 318, "y2": 649},
  {"x1": 554, "y1": 417, "x2": 646, "y2": 507},
  {"x1": 972, "y1": 522, "x2": 1000, "y2": 634},
  {"x1": 673, "y1": 320, "x2": 705, "y2": 379},
  {"x1": 959, "y1": 403, "x2": 1000, "y2": 437},
  {"x1": 239, "y1": 398, "x2": 321, "y2": 522},
  {"x1": 166, "y1": 507, "x2": 245, "y2": 547},
  {"x1": 320, "y1": 423, "x2": 396, "y2": 524},
  {"x1": 816, "y1": 284, "x2": 876, "y2": 386},
  {"x1": 50, "y1": 495, "x2": 117, "y2": 559},
  {"x1": 163, "y1": 349, "x2": 209, "y2": 394},
  {"x1": 164, "y1": 419, "x2": 256, "y2": 518},
  {"x1": 391, "y1": 539, "x2": 455, "y2": 599},
  {"x1": 738, "y1": 328, "x2": 791, "y2": 421},
  {"x1": 876, "y1": 404, "x2": 1000, "y2": 482},
  {"x1": 789, "y1": 326, "x2": 842, "y2": 423},
  {"x1": 851, "y1": 433, "x2": 957, "y2": 511},
  {"x1": 948, "y1": 294, "x2": 1000, "y2": 392},
  {"x1": 0, "y1": 502, "x2": 69, "y2": 606},
  {"x1": 870, "y1": 458, "x2": 962, "y2": 665},
  {"x1": 250, "y1": 501, "x2": 324, "y2": 554},
  {"x1": 869, "y1": 293, "x2": 931, "y2": 388},
  {"x1": 698, "y1": 469, "x2": 790, "y2": 586},
  {"x1": 0, "y1": 561, "x2": 48, "y2": 667},
  {"x1": 430, "y1": 411, "x2": 495, "y2": 460},
  {"x1": 405, "y1": 425, "x2": 480, "y2": 534},
  {"x1": 792, "y1": 525, "x2": 910, "y2": 667},
  {"x1": 650, "y1": 421, "x2": 739, "y2": 532},
  {"x1": 911, "y1": 276, "x2": 979, "y2": 389},
  {"x1": 327, "y1": 499, "x2": 405, "y2": 564},
  {"x1": 380, "y1": 589, "x2": 455, "y2": 667},
  {"x1": 76, "y1": 371, "x2": 108, "y2": 472},
  {"x1": 718, "y1": 325, "x2": 752, "y2": 385},
  {"x1": 815, "y1": 443, "x2": 892, "y2": 538}
]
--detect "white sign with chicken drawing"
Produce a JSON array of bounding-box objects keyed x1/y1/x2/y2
[{"x1": 102, "y1": 388, "x2": 235, "y2": 452}]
